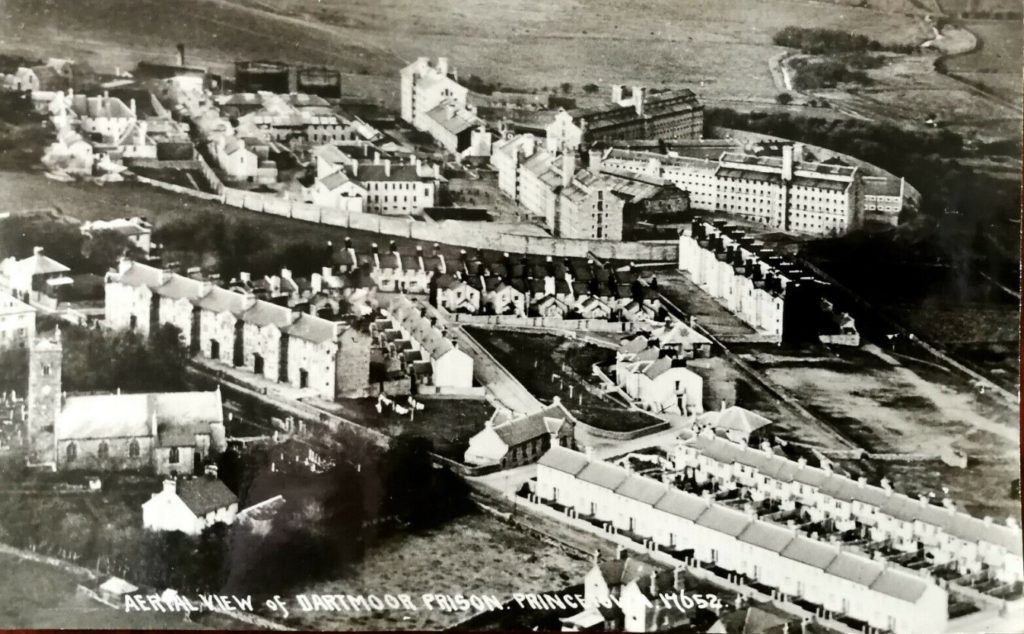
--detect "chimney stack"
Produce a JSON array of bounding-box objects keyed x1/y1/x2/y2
[
  {"x1": 162, "y1": 479, "x2": 177, "y2": 495},
  {"x1": 633, "y1": 86, "x2": 646, "y2": 117},
  {"x1": 384, "y1": 158, "x2": 391, "y2": 177},
  {"x1": 561, "y1": 152, "x2": 575, "y2": 189},
  {"x1": 782, "y1": 145, "x2": 794, "y2": 182},
  {"x1": 176, "y1": 43, "x2": 186, "y2": 67}
]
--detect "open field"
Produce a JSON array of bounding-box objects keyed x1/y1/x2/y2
[
  {"x1": 286, "y1": 511, "x2": 589, "y2": 631},
  {"x1": 1, "y1": 0, "x2": 924, "y2": 107},
  {"x1": 654, "y1": 270, "x2": 758, "y2": 338},
  {"x1": 686, "y1": 354, "x2": 848, "y2": 450},
  {"x1": 737, "y1": 343, "x2": 1020, "y2": 520},
  {"x1": 330, "y1": 397, "x2": 494, "y2": 460},
  {"x1": 0, "y1": 553, "x2": 219, "y2": 629},
  {"x1": 944, "y1": 20, "x2": 1024, "y2": 106}
]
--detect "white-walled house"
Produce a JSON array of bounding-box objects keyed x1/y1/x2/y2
[
  {"x1": 533, "y1": 446, "x2": 949, "y2": 634},
  {"x1": 672, "y1": 431, "x2": 1024, "y2": 584},
  {"x1": 105, "y1": 260, "x2": 371, "y2": 400},
  {"x1": 385, "y1": 296, "x2": 474, "y2": 389},
  {"x1": 142, "y1": 477, "x2": 238, "y2": 535},
  {"x1": 464, "y1": 401, "x2": 575, "y2": 468},
  {"x1": 616, "y1": 356, "x2": 703, "y2": 415}
]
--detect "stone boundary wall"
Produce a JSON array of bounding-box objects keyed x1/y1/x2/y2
[
  {"x1": 144, "y1": 179, "x2": 677, "y2": 261},
  {"x1": 448, "y1": 313, "x2": 641, "y2": 334},
  {"x1": 575, "y1": 418, "x2": 671, "y2": 441},
  {"x1": 135, "y1": 175, "x2": 223, "y2": 201}
]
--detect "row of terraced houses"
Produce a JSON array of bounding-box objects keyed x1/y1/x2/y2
[
  {"x1": 533, "y1": 446, "x2": 948, "y2": 634},
  {"x1": 675, "y1": 432, "x2": 1024, "y2": 585},
  {"x1": 104, "y1": 260, "x2": 371, "y2": 400}
]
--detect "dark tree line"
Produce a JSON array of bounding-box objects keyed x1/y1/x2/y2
[
  {"x1": 153, "y1": 214, "x2": 333, "y2": 280},
  {"x1": 61, "y1": 322, "x2": 189, "y2": 394},
  {"x1": 214, "y1": 435, "x2": 472, "y2": 597},
  {"x1": 773, "y1": 26, "x2": 917, "y2": 55},
  {"x1": 0, "y1": 216, "x2": 141, "y2": 275},
  {"x1": 789, "y1": 58, "x2": 873, "y2": 89},
  {"x1": 705, "y1": 108, "x2": 1021, "y2": 288}
]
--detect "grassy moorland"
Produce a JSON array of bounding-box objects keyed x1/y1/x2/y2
[{"x1": 0, "y1": 0, "x2": 924, "y2": 104}]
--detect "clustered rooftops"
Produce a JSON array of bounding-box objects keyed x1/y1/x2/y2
[
  {"x1": 689, "y1": 219, "x2": 817, "y2": 297},
  {"x1": 686, "y1": 433, "x2": 1024, "y2": 556},
  {"x1": 569, "y1": 88, "x2": 701, "y2": 129},
  {"x1": 336, "y1": 238, "x2": 648, "y2": 290},
  {"x1": 112, "y1": 260, "x2": 342, "y2": 344},
  {"x1": 539, "y1": 446, "x2": 937, "y2": 604},
  {"x1": 385, "y1": 296, "x2": 458, "y2": 360}
]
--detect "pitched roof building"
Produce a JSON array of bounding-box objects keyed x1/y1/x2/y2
[{"x1": 142, "y1": 477, "x2": 238, "y2": 535}]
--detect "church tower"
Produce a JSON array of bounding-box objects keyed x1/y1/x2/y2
[{"x1": 27, "y1": 328, "x2": 62, "y2": 467}]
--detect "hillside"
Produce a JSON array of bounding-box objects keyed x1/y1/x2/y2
[{"x1": 0, "y1": 0, "x2": 925, "y2": 103}]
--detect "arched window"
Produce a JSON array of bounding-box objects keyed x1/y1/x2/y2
[
  {"x1": 168, "y1": 447, "x2": 179, "y2": 464},
  {"x1": 97, "y1": 441, "x2": 109, "y2": 460},
  {"x1": 129, "y1": 439, "x2": 140, "y2": 458},
  {"x1": 66, "y1": 442, "x2": 77, "y2": 463}
]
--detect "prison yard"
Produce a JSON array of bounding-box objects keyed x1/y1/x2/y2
[{"x1": 733, "y1": 342, "x2": 1021, "y2": 522}]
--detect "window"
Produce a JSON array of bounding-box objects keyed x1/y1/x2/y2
[
  {"x1": 129, "y1": 439, "x2": 140, "y2": 458},
  {"x1": 169, "y1": 447, "x2": 179, "y2": 464},
  {"x1": 42, "y1": 363, "x2": 51, "y2": 377},
  {"x1": 97, "y1": 441, "x2": 109, "y2": 460},
  {"x1": 66, "y1": 443, "x2": 77, "y2": 462}
]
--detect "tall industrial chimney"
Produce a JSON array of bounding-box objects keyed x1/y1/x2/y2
[{"x1": 177, "y1": 43, "x2": 186, "y2": 67}]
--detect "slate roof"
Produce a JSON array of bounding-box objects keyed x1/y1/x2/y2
[
  {"x1": 737, "y1": 520, "x2": 795, "y2": 553},
  {"x1": 282, "y1": 313, "x2": 337, "y2": 344},
  {"x1": 176, "y1": 477, "x2": 237, "y2": 516},
  {"x1": 15, "y1": 251, "x2": 70, "y2": 276},
  {"x1": 595, "y1": 557, "x2": 664, "y2": 588},
  {"x1": 577, "y1": 460, "x2": 629, "y2": 491},
  {"x1": 491, "y1": 402, "x2": 573, "y2": 448},
  {"x1": 641, "y1": 356, "x2": 678, "y2": 380},
  {"x1": 686, "y1": 433, "x2": 1023, "y2": 555},
  {"x1": 614, "y1": 474, "x2": 669, "y2": 506},
  {"x1": 863, "y1": 177, "x2": 901, "y2": 197},
  {"x1": 713, "y1": 406, "x2": 773, "y2": 436},
  {"x1": 238, "y1": 301, "x2": 293, "y2": 328},
  {"x1": 825, "y1": 552, "x2": 884, "y2": 587},
  {"x1": 653, "y1": 488, "x2": 709, "y2": 522},
  {"x1": 695, "y1": 504, "x2": 752, "y2": 537},
  {"x1": 320, "y1": 169, "x2": 356, "y2": 191},
  {"x1": 540, "y1": 446, "x2": 946, "y2": 604},
  {"x1": 192, "y1": 286, "x2": 247, "y2": 314},
  {"x1": 154, "y1": 276, "x2": 205, "y2": 300},
  {"x1": 425, "y1": 99, "x2": 482, "y2": 135},
  {"x1": 537, "y1": 445, "x2": 589, "y2": 475},
  {"x1": 869, "y1": 568, "x2": 929, "y2": 603},
  {"x1": 59, "y1": 391, "x2": 222, "y2": 442},
  {"x1": 780, "y1": 536, "x2": 838, "y2": 570}
]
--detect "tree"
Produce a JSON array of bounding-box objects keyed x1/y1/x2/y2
[
  {"x1": 582, "y1": 83, "x2": 600, "y2": 94},
  {"x1": 0, "y1": 346, "x2": 28, "y2": 394},
  {"x1": 560, "y1": 82, "x2": 572, "y2": 94},
  {"x1": 775, "y1": 92, "x2": 793, "y2": 105},
  {"x1": 81, "y1": 229, "x2": 140, "y2": 274}
]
